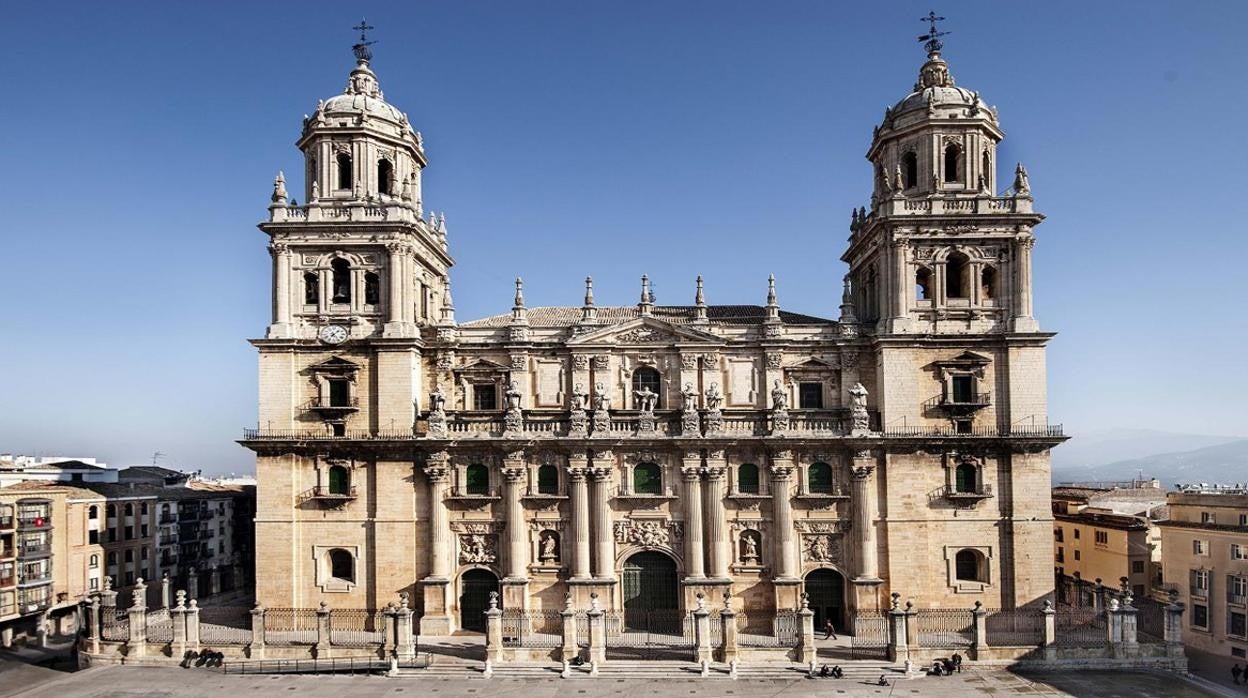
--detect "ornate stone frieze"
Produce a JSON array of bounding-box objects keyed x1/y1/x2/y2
[
  {"x1": 458, "y1": 533, "x2": 498, "y2": 564},
  {"x1": 592, "y1": 355, "x2": 610, "y2": 370},
  {"x1": 572, "y1": 354, "x2": 589, "y2": 370},
  {"x1": 613, "y1": 519, "x2": 683, "y2": 548},
  {"x1": 680, "y1": 354, "x2": 699, "y2": 370},
  {"x1": 617, "y1": 327, "x2": 669, "y2": 343},
  {"x1": 794, "y1": 520, "x2": 849, "y2": 534},
  {"x1": 802, "y1": 533, "x2": 842, "y2": 563},
  {"x1": 765, "y1": 352, "x2": 783, "y2": 369}
]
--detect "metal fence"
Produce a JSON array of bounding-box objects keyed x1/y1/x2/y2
[
  {"x1": 1134, "y1": 598, "x2": 1166, "y2": 642},
  {"x1": 146, "y1": 610, "x2": 173, "y2": 643},
  {"x1": 328, "y1": 609, "x2": 386, "y2": 648},
  {"x1": 264, "y1": 608, "x2": 319, "y2": 645},
  {"x1": 913, "y1": 609, "x2": 973, "y2": 649},
  {"x1": 1053, "y1": 608, "x2": 1106, "y2": 648},
  {"x1": 101, "y1": 609, "x2": 129, "y2": 641},
  {"x1": 984, "y1": 608, "x2": 1044, "y2": 646},
  {"x1": 501, "y1": 610, "x2": 563, "y2": 649},
  {"x1": 849, "y1": 611, "x2": 889, "y2": 659},
  {"x1": 736, "y1": 610, "x2": 798, "y2": 648},
  {"x1": 200, "y1": 606, "x2": 253, "y2": 645}
]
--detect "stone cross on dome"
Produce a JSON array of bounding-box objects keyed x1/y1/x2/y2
[
  {"x1": 352, "y1": 19, "x2": 377, "y2": 63},
  {"x1": 917, "y1": 11, "x2": 950, "y2": 56}
]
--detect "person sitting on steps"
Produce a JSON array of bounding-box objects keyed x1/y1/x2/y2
[{"x1": 831, "y1": 665, "x2": 844, "y2": 679}]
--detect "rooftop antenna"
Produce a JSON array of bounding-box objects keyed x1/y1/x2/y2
[
  {"x1": 352, "y1": 18, "x2": 377, "y2": 62},
  {"x1": 918, "y1": 11, "x2": 950, "y2": 54},
  {"x1": 151, "y1": 451, "x2": 165, "y2": 466}
]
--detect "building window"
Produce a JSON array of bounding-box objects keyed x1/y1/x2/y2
[
  {"x1": 1132, "y1": 560, "x2": 1145, "y2": 574},
  {"x1": 980, "y1": 267, "x2": 996, "y2": 300},
  {"x1": 124, "y1": 526, "x2": 133, "y2": 541},
  {"x1": 943, "y1": 143, "x2": 961, "y2": 183},
  {"x1": 1054, "y1": 527, "x2": 1064, "y2": 542},
  {"x1": 954, "y1": 419, "x2": 972, "y2": 434},
  {"x1": 950, "y1": 375, "x2": 975, "y2": 403},
  {"x1": 89, "y1": 554, "x2": 99, "y2": 569},
  {"x1": 465, "y1": 464, "x2": 489, "y2": 496},
  {"x1": 1074, "y1": 550, "x2": 1080, "y2": 561},
  {"x1": 798, "y1": 382, "x2": 823, "y2": 409},
  {"x1": 536, "y1": 464, "x2": 559, "y2": 495},
  {"x1": 364, "y1": 272, "x2": 380, "y2": 305},
  {"x1": 327, "y1": 465, "x2": 350, "y2": 495},
  {"x1": 140, "y1": 547, "x2": 148, "y2": 561},
  {"x1": 336, "y1": 152, "x2": 353, "y2": 190},
  {"x1": 1234, "y1": 544, "x2": 1247, "y2": 561},
  {"x1": 329, "y1": 548, "x2": 354, "y2": 582},
  {"x1": 140, "y1": 503, "x2": 148, "y2": 516},
  {"x1": 1202, "y1": 512, "x2": 1215, "y2": 524},
  {"x1": 1192, "y1": 569, "x2": 1210, "y2": 595},
  {"x1": 1230, "y1": 575, "x2": 1248, "y2": 604},
  {"x1": 377, "y1": 159, "x2": 394, "y2": 196},
  {"x1": 915, "y1": 267, "x2": 932, "y2": 300},
  {"x1": 106, "y1": 504, "x2": 116, "y2": 519},
  {"x1": 808, "y1": 462, "x2": 833, "y2": 494},
  {"x1": 955, "y1": 549, "x2": 987, "y2": 583},
  {"x1": 954, "y1": 461, "x2": 977, "y2": 493},
  {"x1": 902, "y1": 151, "x2": 918, "y2": 189},
  {"x1": 88, "y1": 505, "x2": 98, "y2": 520},
  {"x1": 737, "y1": 463, "x2": 760, "y2": 495},
  {"x1": 124, "y1": 503, "x2": 134, "y2": 517},
  {"x1": 331, "y1": 258, "x2": 351, "y2": 304},
  {"x1": 1194, "y1": 540, "x2": 1208, "y2": 555},
  {"x1": 1094, "y1": 530, "x2": 1108, "y2": 545},
  {"x1": 304, "y1": 272, "x2": 319, "y2": 305},
  {"x1": 141, "y1": 524, "x2": 148, "y2": 538},
  {"x1": 1193, "y1": 604, "x2": 1209, "y2": 629},
  {"x1": 89, "y1": 578, "x2": 98, "y2": 590},
  {"x1": 981, "y1": 151, "x2": 991, "y2": 186},
  {"x1": 328, "y1": 378, "x2": 351, "y2": 407},
  {"x1": 631, "y1": 367, "x2": 662, "y2": 409},
  {"x1": 1055, "y1": 547, "x2": 1064, "y2": 563},
  {"x1": 106, "y1": 552, "x2": 117, "y2": 567},
  {"x1": 1241, "y1": 514, "x2": 1248, "y2": 527},
  {"x1": 472, "y1": 383, "x2": 498, "y2": 411},
  {"x1": 946, "y1": 252, "x2": 969, "y2": 299},
  {"x1": 1073, "y1": 529, "x2": 1080, "y2": 539},
  {"x1": 633, "y1": 462, "x2": 661, "y2": 495},
  {"x1": 124, "y1": 550, "x2": 133, "y2": 563}
]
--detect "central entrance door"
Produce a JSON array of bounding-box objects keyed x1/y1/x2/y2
[
  {"x1": 459, "y1": 569, "x2": 500, "y2": 632},
  {"x1": 612, "y1": 551, "x2": 688, "y2": 659},
  {"x1": 804, "y1": 568, "x2": 845, "y2": 633}
]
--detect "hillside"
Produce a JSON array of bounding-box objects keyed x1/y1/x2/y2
[{"x1": 1053, "y1": 438, "x2": 1248, "y2": 487}]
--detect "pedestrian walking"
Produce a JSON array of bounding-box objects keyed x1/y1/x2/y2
[
  {"x1": 952, "y1": 652, "x2": 963, "y2": 673},
  {"x1": 823, "y1": 619, "x2": 837, "y2": 640}
]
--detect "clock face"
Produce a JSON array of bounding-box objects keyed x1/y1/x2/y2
[{"x1": 318, "y1": 325, "x2": 348, "y2": 345}]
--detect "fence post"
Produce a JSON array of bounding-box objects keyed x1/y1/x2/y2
[
  {"x1": 484, "y1": 591, "x2": 504, "y2": 669},
  {"x1": 185, "y1": 599, "x2": 201, "y2": 652},
  {"x1": 796, "y1": 593, "x2": 815, "y2": 666},
  {"x1": 127, "y1": 578, "x2": 148, "y2": 657},
  {"x1": 395, "y1": 593, "x2": 415, "y2": 660},
  {"x1": 693, "y1": 593, "x2": 712, "y2": 667},
  {"x1": 1119, "y1": 583, "x2": 1138, "y2": 655},
  {"x1": 188, "y1": 569, "x2": 199, "y2": 601},
  {"x1": 171, "y1": 591, "x2": 186, "y2": 659},
  {"x1": 316, "y1": 602, "x2": 331, "y2": 655},
  {"x1": 383, "y1": 603, "x2": 398, "y2": 655},
  {"x1": 250, "y1": 604, "x2": 266, "y2": 659},
  {"x1": 160, "y1": 573, "x2": 171, "y2": 610},
  {"x1": 1163, "y1": 590, "x2": 1185, "y2": 660},
  {"x1": 586, "y1": 592, "x2": 605, "y2": 667},
  {"x1": 971, "y1": 600, "x2": 988, "y2": 659},
  {"x1": 904, "y1": 600, "x2": 919, "y2": 653},
  {"x1": 559, "y1": 593, "x2": 578, "y2": 663},
  {"x1": 88, "y1": 596, "x2": 101, "y2": 655},
  {"x1": 1041, "y1": 600, "x2": 1056, "y2": 661},
  {"x1": 100, "y1": 575, "x2": 118, "y2": 610},
  {"x1": 719, "y1": 592, "x2": 738, "y2": 665},
  {"x1": 887, "y1": 593, "x2": 908, "y2": 663}
]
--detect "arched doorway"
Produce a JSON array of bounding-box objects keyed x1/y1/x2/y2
[
  {"x1": 459, "y1": 569, "x2": 499, "y2": 632},
  {"x1": 805, "y1": 568, "x2": 845, "y2": 633},
  {"x1": 621, "y1": 551, "x2": 678, "y2": 631}
]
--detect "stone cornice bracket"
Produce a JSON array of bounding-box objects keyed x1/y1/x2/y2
[{"x1": 423, "y1": 452, "x2": 450, "y2": 483}]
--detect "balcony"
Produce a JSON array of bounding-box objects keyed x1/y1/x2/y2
[
  {"x1": 159, "y1": 514, "x2": 176, "y2": 525},
  {"x1": 307, "y1": 397, "x2": 360, "y2": 417},
  {"x1": 941, "y1": 483, "x2": 995, "y2": 504},
  {"x1": 18, "y1": 571, "x2": 52, "y2": 587},
  {"x1": 1230, "y1": 592, "x2": 1247, "y2": 607},
  {"x1": 0, "y1": 515, "x2": 12, "y2": 530},
  {"x1": 17, "y1": 517, "x2": 52, "y2": 532},
  {"x1": 18, "y1": 544, "x2": 51, "y2": 559},
  {"x1": 923, "y1": 392, "x2": 992, "y2": 417},
  {"x1": 307, "y1": 484, "x2": 358, "y2": 502}
]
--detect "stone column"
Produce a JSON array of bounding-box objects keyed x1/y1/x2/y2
[
  {"x1": 421, "y1": 454, "x2": 452, "y2": 635},
  {"x1": 795, "y1": 594, "x2": 815, "y2": 665},
  {"x1": 1041, "y1": 600, "x2": 1057, "y2": 661},
  {"x1": 126, "y1": 579, "x2": 148, "y2": 657},
  {"x1": 704, "y1": 453, "x2": 730, "y2": 580},
  {"x1": 850, "y1": 451, "x2": 880, "y2": 582},
  {"x1": 693, "y1": 594, "x2": 712, "y2": 666},
  {"x1": 971, "y1": 601, "x2": 988, "y2": 659},
  {"x1": 187, "y1": 569, "x2": 199, "y2": 600},
  {"x1": 586, "y1": 593, "x2": 606, "y2": 665},
  {"x1": 1164, "y1": 591, "x2": 1185, "y2": 660},
  {"x1": 249, "y1": 604, "x2": 266, "y2": 659},
  {"x1": 502, "y1": 459, "x2": 528, "y2": 581},
  {"x1": 484, "y1": 592, "x2": 503, "y2": 665},
  {"x1": 315, "y1": 602, "x2": 331, "y2": 654},
  {"x1": 386, "y1": 243, "x2": 404, "y2": 325},
  {"x1": 395, "y1": 593, "x2": 415, "y2": 660},
  {"x1": 681, "y1": 453, "x2": 706, "y2": 581},
  {"x1": 318, "y1": 269, "x2": 330, "y2": 314},
  {"x1": 171, "y1": 602, "x2": 185, "y2": 659},
  {"x1": 383, "y1": 605, "x2": 397, "y2": 654},
  {"x1": 887, "y1": 595, "x2": 908, "y2": 663},
  {"x1": 567, "y1": 457, "x2": 592, "y2": 581},
  {"x1": 88, "y1": 596, "x2": 101, "y2": 655},
  {"x1": 185, "y1": 599, "x2": 201, "y2": 652},
  {"x1": 589, "y1": 454, "x2": 615, "y2": 581},
  {"x1": 559, "y1": 594, "x2": 578, "y2": 662},
  {"x1": 769, "y1": 455, "x2": 799, "y2": 581},
  {"x1": 160, "y1": 573, "x2": 171, "y2": 610},
  {"x1": 719, "y1": 595, "x2": 738, "y2": 665},
  {"x1": 1011, "y1": 237, "x2": 1037, "y2": 331},
  {"x1": 272, "y1": 243, "x2": 291, "y2": 326}
]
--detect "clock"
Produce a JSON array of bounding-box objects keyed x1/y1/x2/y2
[{"x1": 318, "y1": 325, "x2": 349, "y2": 345}]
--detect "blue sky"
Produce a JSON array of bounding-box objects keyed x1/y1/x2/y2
[{"x1": 1, "y1": 1, "x2": 1244, "y2": 474}]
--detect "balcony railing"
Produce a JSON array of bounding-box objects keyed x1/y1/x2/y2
[
  {"x1": 19, "y1": 544, "x2": 51, "y2": 558},
  {"x1": 0, "y1": 516, "x2": 12, "y2": 529},
  {"x1": 942, "y1": 483, "x2": 995, "y2": 502},
  {"x1": 18, "y1": 571, "x2": 53, "y2": 586},
  {"x1": 924, "y1": 393, "x2": 992, "y2": 414},
  {"x1": 1229, "y1": 592, "x2": 1247, "y2": 606},
  {"x1": 159, "y1": 514, "x2": 176, "y2": 524},
  {"x1": 17, "y1": 517, "x2": 51, "y2": 531},
  {"x1": 307, "y1": 397, "x2": 360, "y2": 415},
  {"x1": 0, "y1": 575, "x2": 14, "y2": 587}
]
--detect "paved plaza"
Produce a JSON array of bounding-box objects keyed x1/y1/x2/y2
[{"x1": 0, "y1": 663, "x2": 1231, "y2": 698}]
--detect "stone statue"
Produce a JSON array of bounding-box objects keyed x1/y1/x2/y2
[
  {"x1": 704, "y1": 383, "x2": 723, "y2": 411},
  {"x1": 1013, "y1": 163, "x2": 1031, "y2": 195},
  {"x1": 681, "y1": 382, "x2": 699, "y2": 412},
  {"x1": 634, "y1": 385, "x2": 657, "y2": 413},
  {"x1": 770, "y1": 380, "x2": 788, "y2": 411},
  {"x1": 571, "y1": 383, "x2": 588, "y2": 411},
  {"x1": 849, "y1": 382, "x2": 870, "y2": 432},
  {"x1": 540, "y1": 532, "x2": 559, "y2": 563},
  {"x1": 430, "y1": 387, "x2": 447, "y2": 414},
  {"x1": 505, "y1": 382, "x2": 523, "y2": 410},
  {"x1": 592, "y1": 382, "x2": 610, "y2": 411},
  {"x1": 741, "y1": 532, "x2": 759, "y2": 563}
]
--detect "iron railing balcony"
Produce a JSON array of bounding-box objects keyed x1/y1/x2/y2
[
  {"x1": 18, "y1": 544, "x2": 51, "y2": 559},
  {"x1": 309, "y1": 485, "x2": 358, "y2": 501},
  {"x1": 307, "y1": 397, "x2": 360, "y2": 417},
  {"x1": 16, "y1": 517, "x2": 52, "y2": 532},
  {"x1": 923, "y1": 392, "x2": 992, "y2": 415},
  {"x1": 942, "y1": 483, "x2": 995, "y2": 503},
  {"x1": 18, "y1": 572, "x2": 53, "y2": 587},
  {"x1": 0, "y1": 516, "x2": 12, "y2": 530},
  {"x1": 159, "y1": 514, "x2": 176, "y2": 525}
]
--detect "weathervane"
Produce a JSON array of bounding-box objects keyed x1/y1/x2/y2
[
  {"x1": 352, "y1": 19, "x2": 377, "y2": 62},
  {"x1": 918, "y1": 11, "x2": 949, "y2": 55}
]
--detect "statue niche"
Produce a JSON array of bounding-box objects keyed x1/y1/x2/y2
[
  {"x1": 539, "y1": 530, "x2": 560, "y2": 564},
  {"x1": 739, "y1": 530, "x2": 762, "y2": 565}
]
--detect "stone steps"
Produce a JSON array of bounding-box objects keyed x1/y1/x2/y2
[{"x1": 396, "y1": 659, "x2": 902, "y2": 681}]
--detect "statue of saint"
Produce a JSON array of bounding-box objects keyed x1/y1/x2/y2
[
  {"x1": 705, "y1": 382, "x2": 723, "y2": 411},
  {"x1": 681, "y1": 382, "x2": 699, "y2": 412},
  {"x1": 593, "y1": 382, "x2": 610, "y2": 411},
  {"x1": 634, "y1": 385, "x2": 657, "y2": 413},
  {"x1": 571, "y1": 383, "x2": 588, "y2": 411},
  {"x1": 430, "y1": 386, "x2": 447, "y2": 413},
  {"x1": 770, "y1": 380, "x2": 788, "y2": 410}
]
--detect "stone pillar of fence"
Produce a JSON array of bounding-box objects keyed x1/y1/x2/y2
[
  {"x1": 795, "y1": 593, "x2": 815, "y2": 665},
  {"x1": 249, "y1": 604, "x2": 266, "y2": 659},
  {"x1": 484, "y1": 591, "x2": 504, "y2": 667},
  {"x1": 99, "y1": 576, "x2": 118, "y2": 609},
  {"x1": 1163, "y1": 590, "x2": 1185, "y2": 659},
  {"x1": 1106, "y1": 597, "x2": 1124, "y2": 649},
  {"x1": 1119, "y1": 585, "x2": 1139, "y2": 655},
  {"x1": 586, "y1": 592, "x2": 606, "y2": 666},
  {"x1": 160, "y1": 574, "x2": 171, "y2": 610},
  {"x1": 904, "y1": 601, "x2": 919, "y2": 653},
  {"x1": 1094, "y1": 578, "x2": 1106, "y2": 611},
  {"x1": 693, "y1": 593, "x2": 712, "y2": 666},
  {"x1": 171, "y1": 592, "x2": 187, "y2": 659},
  {"x1": 719, "y1": 592, "x2": 738, "y2": 665},
  {"x1": 188, "y1": 569, "x2": 199, "y2": 601},
  {"x1": 383, "y1": 603, "x2": 398, "y2": 655},
  {"x1": 209, "y1": 567, "x2": 221, "y2": 596},
  {"x1": 1041, "y1": 600, "x2": 1057, "y2": 661},
  {"x1": 88, "y1": 596, "x2": 101, "y2": 655},
  {"x1": 559, "y1": 593, "x2": 578, "y2": 662},
  {"x1": 185, "y1": 599, "x2": 201, "y2": 652},
  {"x1": 887, "y1": 594, "x2": 908, "y2": 663},
  {"x1": 395, "y1": 593, "x2": 415, "y2": 660},
  {"x1": 971, "y1": 600, "x2": 988, "y2": 659},
  {"x1": 126, "y1": 578, "x2": 148, "y2": 657},
  {"x1": 315, "y1": 602, "x2": 331, "y2": 654}
]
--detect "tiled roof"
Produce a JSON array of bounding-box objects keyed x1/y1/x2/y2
[
  {"x1": 1, "y1": 480, "x2": 251, "y2": 501},
  {"x1": 461, "y1": 305, "x2": 835, "y2": 329}
]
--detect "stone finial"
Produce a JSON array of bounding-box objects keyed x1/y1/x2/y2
[
  {"x1": 693, "y1": 275, "x2": 708, "y2": 324},
  {"x1": 564, "y1": 592, "x2": 574, "y2": 612},
  {"x1": 310, "y1": 180, "x2": 321, "y2": 202},
  {"x1": 839, "y1": 275, "x2": 858, "y2": 325},
  {"x1": 399, "y1": 591, "x2": 410, "y2": 610},
  {"x1": 175, "y1": 590, "x2": 186, "y2": 609},
  {"x1": 893, "y1": 164, "x2": 905, "y2": 194},
  {"x1": 189, "y1": 599, "x2": 199, "y2": 610},
  {"x1": 1013, "y1": 163, "x2": 1031, "y2": 196},
  {"x1": 590, "y1": 592, "x2": 601, "y2": 613},
  {"x1": 271, "y1": 171, "x2": 288, "y2": 204},
  {"x1": 890, "y1": 592, "x2": 901, "y2": 611},
  {"x1": 580, "y1": 276, "x2": 598, "y2": 324},
  {"x1": 439, "y1": 277, "x2": 457, "y2": 326},
  {"x1": 1042, "y1": 600, "x2": 1054, "y2": 611},
  {"x1": 488, "y1": 591, "x2": 499, "y2": 611},
  {"x1": 511, "y1": 277, "x2": 528, "y2": 325},
  {"x1": 319, "y1": 600, "x2": 329, "y2": 611},
  {"x1": 638, "y1": 275, "x2": 654, "y2": 317},
  {"x1": 437, "y1": 212, "x2": 448, "y2": 236},
  {"x1": 800, "y1": 592, "x2": 810, "y2": 610},
  {"x1": 696, "y1": 592, "x2": 707, "y2": 612},
  {"x1": 102, "y1": 576, "x2": 112, "y2": 592},
  {"x1": 401, "y1": 173, "x2": 414, "y2": 202}
]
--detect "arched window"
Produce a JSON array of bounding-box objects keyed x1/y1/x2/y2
[
  {"x1": 808, "y1": 462, "x2": 833, "y2": 494},
  {"x1": 943, "y1": 143, "x2": 961, "y2": 183},
  {"x1": 537, "y1": 464, "x2": 559, "y2": 495},
  {"x1": 106, "y1": 552, "x2": 117, "y2": 566},
  {"x1": 981, "y1": 151, "x2": 991, "y2": 187},
  {"x1": 465, "y1": 464, "x2": 489, "y2": 496},
  {"x1": 304, "y1": 272, "x2": 319, "y2": 305},
  {"x1": 89, "y1": 554, "x2": 99, "y2": 569},
  {"x1": 737, "y1": 463, "x2": 760, "y2": 495},
  {"x1": 331, "y1": 258, "x2": 351, "y2": 304},
  {"x1": 955, "y1": 549, "x2": 986, "y2": 582},
  {"x1": 902, "y1": 151, "x2": 918, "y2": 189},
  {"x1": 377, "y1": 159, "x2": 394, "y2": 196},
  {"x1": 946, "y1": 253, "x2": 969, "y2": 299},
  {"x1": 980, "y1": 267, "x2": 996, "y2": 300},
  {"x1": 875, "y1": 165, "x2": 886, "y2": 194},
  {"x1": 106, "y1": 504, "x2": 115, "y2": 518},
  {"x1": 631, "y1": 367, "x2": 662, "y2": 409},
  {"x1": 124, "y1": 503, "x2": 133, "y2": 517},
  {"x1": 327, "y1": 465, "x2": 350, "y2": 495},
  {"x1": 328, "y1": 548, "x2": 354, "y2": 582},
  {"x1": 336, "y1": 151, "x2": 353, "y2": 190},
  {"x1": 915, "y1": 267, "x2": 932, "y2": 300},
  {"x1": 864, "y1": 265, "x2": 878, "y2": 321},
  {"x1": 88, "y1": 505, "x2": 98, "y2": 520},
  {"x1": 954, "y1": 462, "x2": 978, "y2": 493},
  {"x1": 633, "y1": 462, "x2": 661, "y2": 495},
  {"x1": 364, "y1": 272, "x2": 380, "y2": 305}
]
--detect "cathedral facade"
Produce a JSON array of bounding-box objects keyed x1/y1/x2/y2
[{"x1": 245, "y1": 31, "x2": 1064, "y2": 636}]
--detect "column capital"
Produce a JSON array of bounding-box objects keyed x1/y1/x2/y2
[
  {"x1": 586, "y1": 465, "x2": 612, "y2": 482},
  {"x1": 703, "y1": 465, "x2": 727, "y2": 481},
  {"x1": 502, "y1": 466, "x2": 527, "y2": 484},
  {"x1": 566, "y1": 465, "x2": 588, "y2": 482},
  {"x1": 502, "y1": 449, "x2": 526, "y2": 466},
  {"x1": 769, "y1": 462, "x2": 795, "y2": 481},
  {"x1": 423, "y1": 464, "x2": 450, "y2": 483},
  {"x1": 851, "y1": 465, "x2": 875, "y2": 481},
  {"x1": 706, "y1": 449, "x2": 726, "y2": 463},
  {"x1": 681, "y1": 465, "x2": 703, "y2": 482}
]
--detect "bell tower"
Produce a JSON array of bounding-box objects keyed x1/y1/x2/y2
[{"x1": 844, "y1": 13, "x2": 1042, "y2": 336}]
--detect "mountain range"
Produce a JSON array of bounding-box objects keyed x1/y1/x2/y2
[{"x1": 1051, "y1": 429, "x2": 1248, "y2": 487}]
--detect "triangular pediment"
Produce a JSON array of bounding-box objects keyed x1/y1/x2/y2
[
  {"x1": 455, "y1": 358, "x2": 510, "y2": 373},
  {"x1": 566, "y1": 316, "x2": 724, "y2": 347},
  {"x1": 926, "y1": 351, "x2": 992, "y2": 370},
  {"x1": 307, "y1": 356, "x2": 360, "y2": 372},
  {"x1": 787, "y1": 357, "x2": 836, "y2": 370}
]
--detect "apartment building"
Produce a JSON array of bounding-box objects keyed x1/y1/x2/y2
[{"x1": 1052, "y1": 481, "x2": 1165, "y2": 605}]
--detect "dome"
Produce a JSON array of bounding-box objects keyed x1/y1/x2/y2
[
  {"x1": 882, "y1": 50, "x2": 996, "y2": 125},
  {"x1": 312, "y1": 60, "x2": 409, "y2": 129}
]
